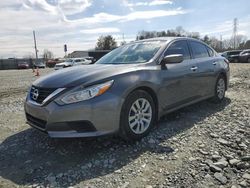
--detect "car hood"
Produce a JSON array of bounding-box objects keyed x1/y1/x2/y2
[{"x1": 33, "y1": 64, "x2": 143, "y2": 88}]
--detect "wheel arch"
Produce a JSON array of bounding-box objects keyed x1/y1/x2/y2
[
  {"x1": 127, "y1": 86, "x2": 159, "y2": 121},
  {"x1": 218, "y1": 72, "x2": 228, "y2": 90}
]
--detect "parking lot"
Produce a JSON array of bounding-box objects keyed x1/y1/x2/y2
[{"x1": 0, "y1": 64, "x2": 249, "y2": 188}]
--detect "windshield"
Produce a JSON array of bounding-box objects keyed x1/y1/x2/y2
[
  {"x1": 241, "y1": 50, "x2": 250, "y2": 55},
  {"x1": 96, "y1": 41, "x2": 165, "y2": 64},
  {"x1": 228, "y1": 51, "x2": 241, "y2": 55}
]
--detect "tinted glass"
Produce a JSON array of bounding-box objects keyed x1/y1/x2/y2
[
  {"x1": 65, "y1": 59, "x2": 73, "y2": 62},
  {"x1": 221, "y1": 53, "x2": 227, "y2": 57},
  {"x1": 96, "y1": 41, "x2": 165, "y2": 64},
  {"x1": 228, "y1": 51, "x2": 241, "y2": 55},
  {"x1": 190, "y1": 41, "x2": 209, "y2": 58},
  {"x1": 242, "y1": 50, "x2": 250, "y2": 54},
  {"x1": 165, "y1": 40, "x2": 190, "y2": 60}
]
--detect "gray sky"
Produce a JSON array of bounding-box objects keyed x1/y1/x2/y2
[{"x1": 0, "y1": 0, "x2": 249, "y2": 58}]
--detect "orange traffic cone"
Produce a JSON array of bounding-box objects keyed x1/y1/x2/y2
[{"x1": 35, "y1": 67, "x2": 40, "y2": 76}]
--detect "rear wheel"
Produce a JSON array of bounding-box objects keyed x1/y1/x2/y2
[
  {"x1": 119, "y1": 90, "x2": 156, "y2": 141},
  {"x1": 211, "y1": 76, "x2": 226, "y2": 103}
]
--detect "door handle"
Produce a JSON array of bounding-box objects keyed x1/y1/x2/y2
[
  {"x1": 213, "y1": 62, "x2": 217, "y2": 65},
  {"x1": 190, "y1": 66, "x2": 198, "y2": 71}
]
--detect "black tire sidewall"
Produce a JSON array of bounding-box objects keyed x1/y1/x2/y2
[
  {"x1": 120, "y1": 90, "x2": 156, "y2": 141},
  {"x1": 213, "y1": 76, "x2": 226, "y2": 103}
]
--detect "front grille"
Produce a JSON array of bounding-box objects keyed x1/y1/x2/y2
[
  {"x1": 30, "y1": 86, "x2": 56, "y2": 104},
  {"x1": 26, "y1": 113, "x2": 47, "y2": 131}
]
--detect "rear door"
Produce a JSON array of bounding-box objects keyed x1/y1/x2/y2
[{"x1": 189, "y1": 41, "x2": 216, "y2": 97}]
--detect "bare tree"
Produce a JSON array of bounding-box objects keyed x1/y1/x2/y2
[
  {"x1": 43, "y1": 49, "x2": 54, "y2": 60},
  {"x1": 222, "y1": 35, "x2": 247, "y2": 49},
  {"x1": 244, "y1": 40, "x2": 250, "y2": 49},
  {"x1": 235, "y1": 34, "x2": 247, "y2": 48},
  {"x1": 135, "y1": 27, "x2": 248, "y2": 51},
  {"x1": 175, "y1": 26, "x2": 186, "y2": 36},
  {"x1": 23, "y1": 53, "x2": 35, "y2": 59},
  {"x1": 209, "y1": 37, "x2": 221, "y2": 51},
  {"x1": 120, "y1": 41, "x2": 127, "y2": 46},
  {"x1": 136, "y1": 27, "x2": 200, "y2": 40}
]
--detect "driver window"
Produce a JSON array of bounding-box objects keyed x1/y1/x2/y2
[{"x1": 164, "y1": 40, "x2": 191, "y2": 60}]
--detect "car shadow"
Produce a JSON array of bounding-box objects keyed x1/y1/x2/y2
[{"x1": 0, "y1": 98, "x2": 231, "y2": 187}]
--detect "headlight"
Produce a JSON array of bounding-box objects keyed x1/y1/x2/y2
[{"x1": 60, "y1": 80, "x2": 114, "y2": 104}]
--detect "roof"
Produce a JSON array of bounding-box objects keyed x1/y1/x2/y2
[
  {"x1": 132, "y1": 37, "x2": 203, "y2": 44},
  {"x1": 223, "y1": 50, "x2": 243, "y2": 53}
]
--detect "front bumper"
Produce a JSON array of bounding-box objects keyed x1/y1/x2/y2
[{"x1": 24, "y1": 92, "x2": 123, "y2": 138}]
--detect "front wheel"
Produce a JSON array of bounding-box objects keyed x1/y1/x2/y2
[
  {"x1": 119, "y1": 90, "x2": 156, "y2": 141},
  {"x1": 211, "y1": 76, "x2": 226, "y2": 103}
]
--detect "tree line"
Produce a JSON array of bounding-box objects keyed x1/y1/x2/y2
[
  {"x1": 95, "y1": 26, "x2": 250, "y2": 52},
  {"x1": 32, "y1": 26, "x2": 250, "y2": 59}
]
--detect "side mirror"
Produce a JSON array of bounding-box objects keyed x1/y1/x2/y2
[{"x1": 161, "y1": 54, "x2": 184, "y2": 64}]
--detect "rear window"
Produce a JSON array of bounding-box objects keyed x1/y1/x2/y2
[{"x1": 190, "y1": 41, "x2": 209, "y2": 58}]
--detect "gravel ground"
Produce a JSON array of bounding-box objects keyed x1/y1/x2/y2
[{"x1": 0, "y1": 64, "x2": 249, "y2": 188}]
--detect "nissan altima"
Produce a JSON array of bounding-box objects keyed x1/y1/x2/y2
[{"x1": 25, "y1": 37, "x2": 230, "y2": 140}]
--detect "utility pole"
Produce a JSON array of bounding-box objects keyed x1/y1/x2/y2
[
  {"x1": 220, "y1": 35, "x2": 223, "y2": 51},
  {"x1": 33, "y1": 30, "x2": 38, "y2": 60},
  {"x1": 122, "y1": 33, "x2": 125, "y2": 42},
  {"x1": 120, "y1": 33, "x2": 126, "y2": 46},
  {"x1": 64, "y1": 44, "x2": 67, "y2": 57},
  {"x1": 233, "y1": 18, "x2": 238, "y2": 49}
]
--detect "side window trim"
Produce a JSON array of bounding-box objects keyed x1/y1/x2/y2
[
  {"x1": 206, "y1": 46, "x2": 214, "y2": 57},
  {"x1": 163, "y1": 39, "x2": 191, "y2": 60},
  {"x1": 187, "y1": 40, "x2": 194, "y2": 59},
  {"x1": 189, "y1": 41, "x2": 210, "y2": 59}
]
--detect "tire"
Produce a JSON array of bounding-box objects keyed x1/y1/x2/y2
[
  {"x1": 211, "y1": 75, "x2": 226, "y2": 103},
  {"x1": 119, "y1": 90, "x2": 156, "y2": 141},
  {"x1": 247, "y1": 58, "x2": 250, "y2": 63}
]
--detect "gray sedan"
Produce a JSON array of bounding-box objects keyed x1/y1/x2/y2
[{"x1": 25, "y1": 37, "x2": 230, "y2": 140}]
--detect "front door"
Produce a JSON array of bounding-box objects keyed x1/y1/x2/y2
[{"x1": 158, "y1": 40, "x2": 199, "y2": 112}]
